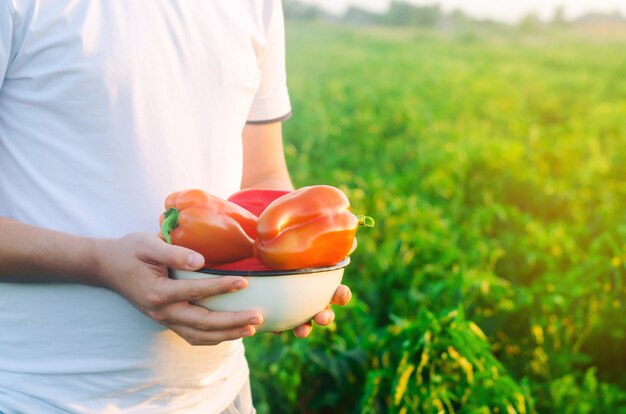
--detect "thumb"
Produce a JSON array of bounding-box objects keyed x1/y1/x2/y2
[{"x1": 145, "y1": 237, "x2": 205, "y2": 271}]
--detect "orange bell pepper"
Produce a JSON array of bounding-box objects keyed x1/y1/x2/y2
[
  {"x1": 253, "y1": 185, "x2": 374, "y2": 270},
  {"x1": 160, "y1": 189, "x2": 258, "y2": 266}
]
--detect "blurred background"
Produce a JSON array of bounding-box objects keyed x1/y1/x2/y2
[{"x1": 246, "y1": 1, "x2": 626, "y2": 412}]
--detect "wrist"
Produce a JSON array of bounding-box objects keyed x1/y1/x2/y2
[
  {"x1": 242, "y1": 179, "x2": 294, "y2": 191},
  {"x1": 86, "y1": 237, "x2": 115, "y2": 289}
]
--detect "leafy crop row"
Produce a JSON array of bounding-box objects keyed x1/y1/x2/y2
[{"x1": 246, "y1": 23, "x2": 626, "y2": 413}]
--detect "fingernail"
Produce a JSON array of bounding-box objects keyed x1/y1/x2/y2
[
  {"x1": 249, "y1": 317, "x2": 260, "y2": 325},
  {"x1": 234, "y1": 279, "x2": 246, "y2": 289},
  {"x1": 243, "y1": 327, "x2": 256, "y2": 337},
  {"x1": 187, "y1": 253, "x2": 203, "y2": 269}
]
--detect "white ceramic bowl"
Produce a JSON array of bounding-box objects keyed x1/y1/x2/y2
[{"x1": 171, "y1": 258, "x2": 349, "y2": 332}]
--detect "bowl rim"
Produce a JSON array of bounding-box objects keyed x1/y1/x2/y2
[{"x1": 191, "y1": 257, "x2": 351, "y2": 277}]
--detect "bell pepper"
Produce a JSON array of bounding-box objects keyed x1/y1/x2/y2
[
  {"x1": 228, "y1": 188, "x2": 292, "y2": 217},
  {"x1": 160, "y1": 189, "x2": 259, "y2": 266},
  {"x1": 253, "y1": 185, "x2": 374, "y2": 270},
  {"x1": 211, "y1": 256, "x2": 273, "y2": 272}
]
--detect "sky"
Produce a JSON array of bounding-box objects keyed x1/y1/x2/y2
[{"x1": 300, "y1": 0, "x2": 626, "y2": 24}]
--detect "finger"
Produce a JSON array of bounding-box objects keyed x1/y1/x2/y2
[
  {"x1": 293, "y1": 322, "x2": 313, "y2": 338},
  {"x1": 152, "y1": 302, "x2": 263, "y2": 331},
  {"x1": 152, "y1": 276, "x2": 248, "y2": 305},
  {"x1": 170, "y1": 323, "x2": 257, "y2": 346},
  {"x1": 330, "y1": 285, "x2": 352, "y2": 306},
  {"x1": 313, "y1": 307, "x2": 335, "y2": 326},
  {"x1": 142, "y1": 236, "x2": 205, "y2": 270}
]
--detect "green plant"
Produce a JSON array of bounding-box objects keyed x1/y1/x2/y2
[{"x1": 245, "y1": 22, "x2": 626, "y2": 414}]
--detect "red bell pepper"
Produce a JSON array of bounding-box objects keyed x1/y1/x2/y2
[
  {"x1": 211, "y1": 257, "x2": 273, "y2": 272},
  {"x1": 227, "y1": 188, "x2": 292, "y2": 216},
  {"x1": 160, "y1": 189, "x2": 259, "y2": 266},
  {"x1": 253, "y1": 185, "x2": 374, "y2": 270}
]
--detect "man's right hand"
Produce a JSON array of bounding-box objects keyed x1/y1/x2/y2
[{"x1": 93, "y1": 233, "x2": 263, "y2": 346}]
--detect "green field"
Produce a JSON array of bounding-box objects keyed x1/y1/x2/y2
[{"x1": 246, "y1": 22, "x2": 626, "y2": 413}]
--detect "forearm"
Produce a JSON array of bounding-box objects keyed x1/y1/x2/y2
[
  {"x1": 0, "y1": 217, "x2": 102, "y2": 285},
  {"x1": 241, "y1": 122, "x2": 294, "y2": 191}
]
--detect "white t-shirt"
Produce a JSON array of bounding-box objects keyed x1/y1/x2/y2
[{"x1": 0, "y1": 1, "x2": 291, "y2": 413}]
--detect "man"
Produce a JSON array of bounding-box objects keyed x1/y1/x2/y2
[{"x1": 0, "y1": 1, "x2": 351, "y2": 412}]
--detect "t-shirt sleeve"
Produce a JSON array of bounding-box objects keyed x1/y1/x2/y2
[
  {"x1": 246, "y1": 0, "x2": 292, "y2": 124},
  {"x1": 0, "y1": 3, "x2": 13, "y2": 90}
]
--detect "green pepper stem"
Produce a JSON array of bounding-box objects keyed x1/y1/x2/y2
[
  {"x1": 161, "y1": 208, "x2": 180, "y2": 244},
  {"x1": 357, "y1": 215, "x2": 375, "y2": 227}
]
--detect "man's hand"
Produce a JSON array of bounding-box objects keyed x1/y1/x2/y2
[{"x1": 94, "y1": 233, "x2": 263, "y2": 345}]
